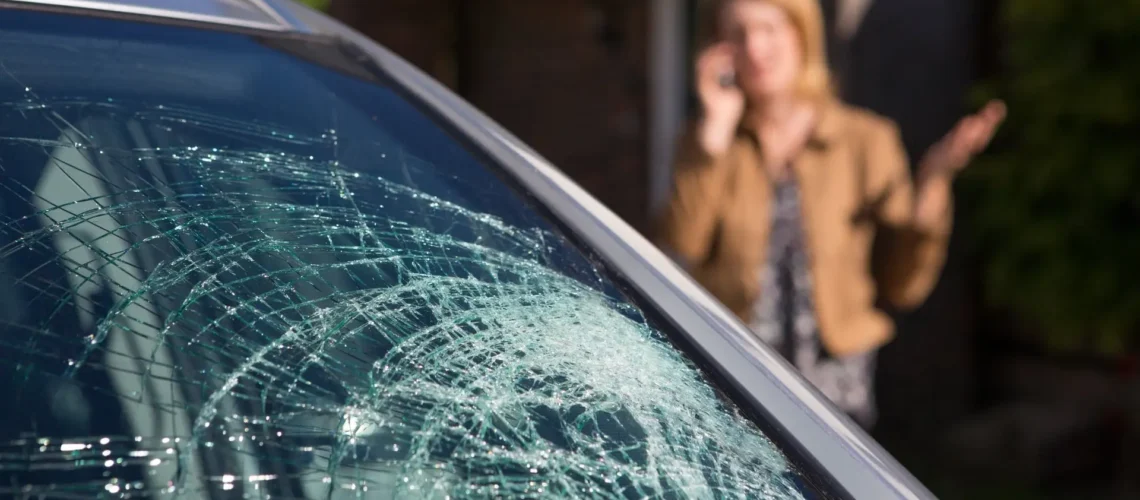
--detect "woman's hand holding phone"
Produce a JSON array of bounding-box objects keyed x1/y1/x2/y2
[{"x1": 695, "y1": 43, "x2": 745, "y2": 157}]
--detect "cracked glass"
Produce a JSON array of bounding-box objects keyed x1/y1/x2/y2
[{"x1": 0, "y1": 9, "x2": 834, "y2": 499}]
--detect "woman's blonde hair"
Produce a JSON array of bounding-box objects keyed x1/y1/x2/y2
[{"x1": 699, "y1": 0, "x2": 834, "y2": 101}]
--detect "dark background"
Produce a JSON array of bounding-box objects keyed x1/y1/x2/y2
[{"x1": 308, "y1": 1, "x2": 1140, "y2": 498}]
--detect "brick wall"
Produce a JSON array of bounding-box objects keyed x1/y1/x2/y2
[{"x1": 331, "y1": 0, "x2": 651, "y2": 231}]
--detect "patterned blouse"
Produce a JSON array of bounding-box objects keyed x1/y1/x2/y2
[{"x1": 749, "y1": 177, "x2": 878, "y2": 428}]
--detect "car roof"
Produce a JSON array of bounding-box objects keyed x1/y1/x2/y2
[{"x1": 5, "y1": 0, "x2": 304, "y2": 31}]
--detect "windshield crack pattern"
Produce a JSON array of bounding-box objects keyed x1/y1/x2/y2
[{"x1": 0, "y1": 90, "x2": 806, "y2": 499}]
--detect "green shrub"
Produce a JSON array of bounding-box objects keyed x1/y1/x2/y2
[
  {"x1": 962, "y1": 0, "x2": 1140, "y2": 353},
  {"x1": 296, "y1": 0, "x2": 330, "y2": 12}
]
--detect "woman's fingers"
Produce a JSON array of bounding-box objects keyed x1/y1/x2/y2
[
  {"x1": 923, "y1": 100, "x2": 1008, "y2": 175},
  {"x1": 967, "y1": 100, "x2": 1008, "y2": 153},
  {"x1": 697, "y1": 43, "x2": 736, "y2": 81},
  {"x1": 981, "y1": 99, "x2": 1008, "y2": 123}
]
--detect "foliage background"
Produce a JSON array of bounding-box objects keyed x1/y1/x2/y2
[
  {"x1": 962, "y1": 0, "x2": 1140, "y2": 354},
  {"x1": 296, "y1": 0, "x2": 329, "y2": 12}
]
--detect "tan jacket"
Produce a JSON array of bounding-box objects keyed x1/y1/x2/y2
[{"x1": 655, "y1": 101, "x2": 952, "y2": 357}]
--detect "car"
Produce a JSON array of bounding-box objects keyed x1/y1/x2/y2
[{"x1": 0, "y1": 1, "x2": 935, "y2": 498}]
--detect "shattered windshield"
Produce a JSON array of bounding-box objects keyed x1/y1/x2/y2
[{"x1": 0, "y1": 9, "x2": 830, "y2": 499}]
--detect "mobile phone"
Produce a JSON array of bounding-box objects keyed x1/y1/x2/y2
[{"x1": 717, "y1": 70, "x2": 737, "y2": 89}]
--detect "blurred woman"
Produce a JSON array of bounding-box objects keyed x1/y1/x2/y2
[{"x1": 656, "y1": 0, "x2": 1005, "y2": 428}]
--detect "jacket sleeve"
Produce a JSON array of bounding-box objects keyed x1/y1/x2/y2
[
  {"x1": 868, "y1": 120, "x2": 953, "y2": 310},
  {"x1": 654, "y1": 124, "x2": 733, "y2": 269}
]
